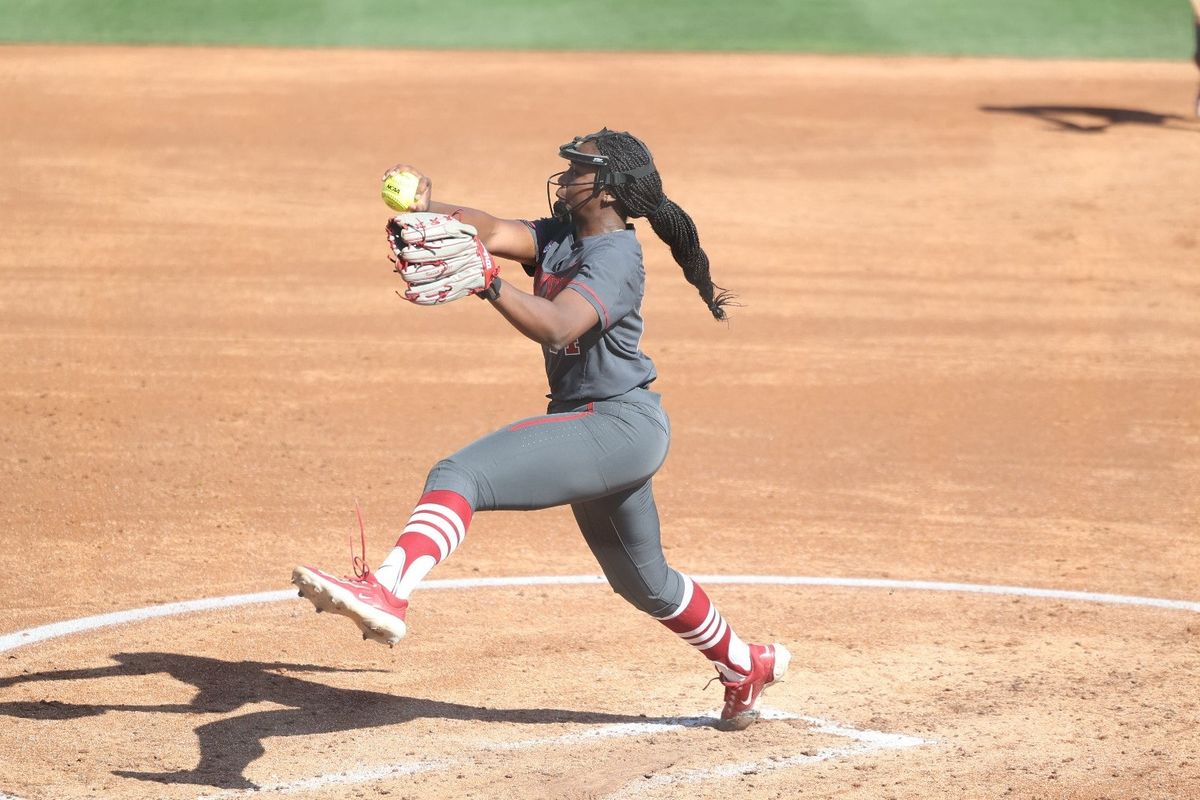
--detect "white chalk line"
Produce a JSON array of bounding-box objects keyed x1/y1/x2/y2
[
  {"x1": 2, "y1": 574, "x2": 1198, "y2": 655},
  {"x1": 194, "y1": 714, "x2": 723, "y2": 799},
  {"x1": 604, "y1": 715, "x2": 928, "y2": 800},
  {"x1": 1, "y1": 573, "x2": 1190, "y2": 799},
  {"x1": 191, "y1": 709, "x2": 930, "y2": 799},
  {"x1": 479, "y1": 708, "x2": 793, "y2": 751},
  {"x1": 194, "y1": 759, "x2": 452, "y2": 800}
]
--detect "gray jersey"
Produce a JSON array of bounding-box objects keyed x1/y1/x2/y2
[{"x1": 524, "y1": 218, "x2": 657, "y2": 403}]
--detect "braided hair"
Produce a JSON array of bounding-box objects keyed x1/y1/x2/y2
[{"x1": 589, "y1": 130, "x2": 734, "y2": 321}]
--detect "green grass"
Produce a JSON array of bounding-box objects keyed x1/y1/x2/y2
[{"x1": 0, "y1": 0, "x2": 1193, "y2": 59}]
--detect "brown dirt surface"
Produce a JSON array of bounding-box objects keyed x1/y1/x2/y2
[{"x1": 1, "y1": 45, "x2": 1199, "y2": 800}]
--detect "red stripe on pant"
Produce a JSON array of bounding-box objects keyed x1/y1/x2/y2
[{"x1": 508, "y1": 403, "x2": 594, "y2": 432}]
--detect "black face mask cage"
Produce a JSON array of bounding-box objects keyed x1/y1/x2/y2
[{"x1": 546, "y1": 169, "x2": 600, "y2": 222}]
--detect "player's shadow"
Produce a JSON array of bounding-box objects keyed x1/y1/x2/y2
[
  {"x1": 979, "y1": 104, "x2": 1197, "y2": 133},
  {"x1": 0, "y1": 651, "x2": 683, "y2": 790}
]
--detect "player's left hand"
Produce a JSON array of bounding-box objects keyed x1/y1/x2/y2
[{"x1": 387, "y1": 212, "x2": 499, "y2": 306}]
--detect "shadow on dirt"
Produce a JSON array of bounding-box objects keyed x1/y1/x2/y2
[
  {"x1": 0, "y1": 651, "x2": 685, "y2": 790},
  {"x1": 979, "y1": 104, "x2": 1198, "y2": 133}
]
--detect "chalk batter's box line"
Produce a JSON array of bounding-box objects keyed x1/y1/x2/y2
[
  {"x1": 190, "y1": 708, "x2": 931, "y2": 800},
  {"x1": 0, "y1": 709, "x2": 931, "y2": 800}
]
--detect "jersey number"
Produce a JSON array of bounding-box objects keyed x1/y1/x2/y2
[{"x1": 563, "y1": 339, "x2": 581, "y2": 356}]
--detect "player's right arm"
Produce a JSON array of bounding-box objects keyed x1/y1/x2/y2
[
  {"x1": 382, "y1": 163, "x2": 536, "y2": 264},
  {"x1": 425, "y1": 202, "x2": 536, "y2": 264}
]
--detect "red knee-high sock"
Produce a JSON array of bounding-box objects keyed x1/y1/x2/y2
[
  {"x1": 373, "y1": 490, "x2": 472, "y2": 600},
  {"x1": 655, "y1": 574, "x2": 752, "y2": 681}
]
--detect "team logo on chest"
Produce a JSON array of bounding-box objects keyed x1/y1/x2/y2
[{"x1": 535, "y1": 254, "x2": 583, "y2": 301}]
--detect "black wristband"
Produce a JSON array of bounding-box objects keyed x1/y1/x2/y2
[{"x1": 478, "y1": 276, "x2": 502, "y2": 301}]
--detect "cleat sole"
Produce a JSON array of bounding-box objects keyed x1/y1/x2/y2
[
  {"x1": 292, "y1": 566, "x2": 407, "y2": 647},
  {"x1": 717, "y1": 713, "x2": 758, "y2": 732}
]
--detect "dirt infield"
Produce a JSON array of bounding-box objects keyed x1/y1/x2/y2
[{"x1": 1, "y1": 46, "x2": 1198, "y2": 799}]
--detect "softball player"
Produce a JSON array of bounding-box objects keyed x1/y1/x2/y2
[{"x1": 294, "y1": 129, "x2": 789, "y2": 731}]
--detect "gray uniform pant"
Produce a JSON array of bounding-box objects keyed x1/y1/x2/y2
[{"x1": 422, "y1": 387, "x2": 686, "y2": 617}]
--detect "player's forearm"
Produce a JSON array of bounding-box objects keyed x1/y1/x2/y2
[
  {"x1": 427, "y1": 202, "x2": 501, "y2": 241},
  {"x1": 425, "y1": 201, "x2": 535, "y2": 263},
  {"x1": 487, "y1": 282, "x2": 581, "y2": 351}
]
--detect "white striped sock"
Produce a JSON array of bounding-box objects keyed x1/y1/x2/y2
[
  {"x1": 373, "y1": 502, "x2": 467, "y2": 599},
  {"x1": 374, "y1": 548, "x2": 408, "y2": 592},
  {"x1": 391, "y1": 555, "x2": 438, "y2": 600},
  {"x1": 725, "y1": 631, "x2": 751, "y2": 675},
  {"x1": 656, "y1": 574, "x2": 752, "y2": 676}
]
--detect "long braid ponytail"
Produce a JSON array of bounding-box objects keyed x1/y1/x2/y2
[{"x1": 592, "y1": 132, "x2": 734, "y2": 321}]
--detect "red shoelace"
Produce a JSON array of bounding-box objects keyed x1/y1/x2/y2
[{"x1": 350, "y1": 499, "x2": 371, "y2": 580}]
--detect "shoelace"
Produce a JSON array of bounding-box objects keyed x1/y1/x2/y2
[
  {"x1": 350, "y1": 499, "x2": 371, "y2": 580},
  {"x1": 705, "y1": 670, "x2": 752, "y2": 693}
]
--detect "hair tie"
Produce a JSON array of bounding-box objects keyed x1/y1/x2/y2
[{"x1": 651, "y1": 195, "x2": 670, "y2": 216}]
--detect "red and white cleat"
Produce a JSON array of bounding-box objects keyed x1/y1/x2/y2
[
  {"x1": 718, "y1": 643, "x2": 791, "y2": 731},
  {"x1": 292, "y1": 565, "x2": 408, "y2": 647}
]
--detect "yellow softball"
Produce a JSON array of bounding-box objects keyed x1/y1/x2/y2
[{"x1": 382, "y1": 171, "x2": 421, "y2": 212}]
